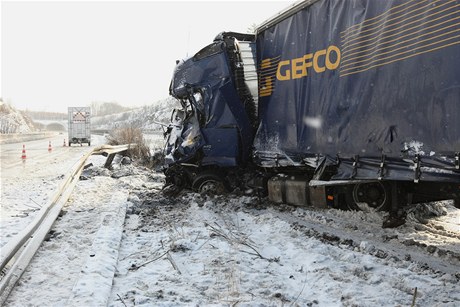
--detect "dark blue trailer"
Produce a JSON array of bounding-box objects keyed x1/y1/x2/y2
[{"x1": 163, "y1": 0, "x2": 460, "y2": 226}]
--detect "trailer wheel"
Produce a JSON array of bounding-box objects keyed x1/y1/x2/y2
[
  {"x1": 192, "y1": 171, "x2": 227, "y2": 195},
  {"x1": 347, "y1": 182, "x2": 389, "y2": 212}
]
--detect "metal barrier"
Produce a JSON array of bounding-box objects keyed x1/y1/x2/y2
[{"x1": 0, "y1": 144, "x2": 136, "y2": 304}]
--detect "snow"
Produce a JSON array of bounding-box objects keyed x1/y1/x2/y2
[
  {"x1": 1, "y1": 135, "x2": 460, "y2": 306},
  {"x1": 0, "y1": 102, "x2": 35, "y2": 134},
  {"x1": 403, "y1": 140, "x2": 426, "y2": 156},
  {"x1": 68, "y1": 191, "x2": 128, "y2": 306},
  {"x1": 0, "y1": 136, "x2": 96, "y2": 244},
  {"x1": 303, "y1": 116, "x2": 323, "y2": 129},
  {"x1": 91, "y1": 97, "x2": 180, "y2": 131}
]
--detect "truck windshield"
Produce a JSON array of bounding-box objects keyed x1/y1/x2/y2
[{"x1": 165, "y1": 99, "x2": 202, "y2": 164}]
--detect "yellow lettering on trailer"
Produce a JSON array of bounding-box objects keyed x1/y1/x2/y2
[
  {"x1": 325, "y1": 45, "x2": 341, "y2": 70},
  {"x1": 274, "y1": 45, "x2": 341, "y2": 81},
  {"x1": 276, "y1": 60, "x2": 291, "y2": 80},
  {"x1": 313, "y1": 49, "x2": 327, "y2": 73}
]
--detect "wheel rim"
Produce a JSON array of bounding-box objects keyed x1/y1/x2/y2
[
  {"x1": 198, "y1": 179, "x2": 225, "y2": 195},
  {"x1": 352, "y1": 182, "x2": 387, "y2": 211}
]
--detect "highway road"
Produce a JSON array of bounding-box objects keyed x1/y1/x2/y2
[{"x1": 0, "y1": 133, "x2": 106, "y2": 246}]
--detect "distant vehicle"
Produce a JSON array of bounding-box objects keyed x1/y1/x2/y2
[{"x1": 68, "y1": 107, "x2": 91, "y2": 146}]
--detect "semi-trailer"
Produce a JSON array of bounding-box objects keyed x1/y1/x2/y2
[
  {"x1": 68, "y1": 107, "x2": 91, "y2": 146},
  {"x1": 162, "y1": 0, "x2": 460, "y2": 226}
]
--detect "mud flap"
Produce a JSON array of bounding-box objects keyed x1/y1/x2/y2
[{"x1": 382, "y1": 182, "x2": 406, "y2": 228}]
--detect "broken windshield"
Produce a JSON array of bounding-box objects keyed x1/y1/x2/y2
[{"x1": 164, "y1": 105, "x2": 203, "y2": 165}]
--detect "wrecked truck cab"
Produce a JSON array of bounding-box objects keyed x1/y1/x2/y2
[
  {"x1": 163, "y1": 106, "x2": 202, "y2": 166},
  {"x1": 163, "y1": 33, "x2": 257, "y2": 192}
]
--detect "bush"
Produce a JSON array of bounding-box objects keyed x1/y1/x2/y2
[{"x1": 107, "y1": 126, "x2": 151, "y2": 163}]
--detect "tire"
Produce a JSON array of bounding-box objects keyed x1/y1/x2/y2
[
  {"x1": 192, "y1": 171, "x2": 227, "y2": 195},
  {"x1": 346, "y1": 181, "x2": 390, "y2": 212}
]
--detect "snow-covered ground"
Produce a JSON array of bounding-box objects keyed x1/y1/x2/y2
[
  {"x1": 0, "y1": 101, "x2": 36, "y2": 134},
  {"x1": 0, "y1": 134, "x2": 100, "y2": 241},
  {"x1": 1, "y1": 134, "x2": 459, "y2": 306}
]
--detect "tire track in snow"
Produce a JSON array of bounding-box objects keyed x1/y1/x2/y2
[{"x1": 266, "y1": 204, "x2": 460, "y2": 276}]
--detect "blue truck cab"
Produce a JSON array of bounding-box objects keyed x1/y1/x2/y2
[{"x1": 164, "y1": 32, "x2": 257, "y2": 192}]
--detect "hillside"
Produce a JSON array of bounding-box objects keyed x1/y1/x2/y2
[
  {"x1": 0, "y1": 100, "x2": 36, "y2": 134},
  {"x1": 92, "y1": 97, "x2": 180, "y2": 131},
  {"x1": 0, "y1": 97, "x2": 179, "y2": 134}
]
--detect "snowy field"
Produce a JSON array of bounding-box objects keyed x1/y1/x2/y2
[{"x1": 1, "y1": 134, "x2": 459, "y2": 306}]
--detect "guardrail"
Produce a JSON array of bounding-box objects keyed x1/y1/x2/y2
[{"x1": 0, "y1": 144, "x2": 136, "y2": 304}]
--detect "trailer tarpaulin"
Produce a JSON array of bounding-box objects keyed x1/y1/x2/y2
[{"x1": 254, "y1": 0, "x2": 460, "y2": 181}]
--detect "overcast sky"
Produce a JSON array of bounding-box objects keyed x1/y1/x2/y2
[{"x1": 1, "y1": 0, "x2": 295, "y2": 113}]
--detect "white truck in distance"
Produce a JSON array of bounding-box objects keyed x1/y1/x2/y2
[{"x1": 68, "y1": 107, "x2": 91, "y2": 146}]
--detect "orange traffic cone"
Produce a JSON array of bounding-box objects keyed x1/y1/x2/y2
[
  {"x1": 48, "y1": 141, "x2": 52, "y2": 152},
  {"x1": 21, "y1": 144, "x2": 27, "y2": 159},
  {"x1": 63, "y1": 139, "x2": 67, "y2": 147}
]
